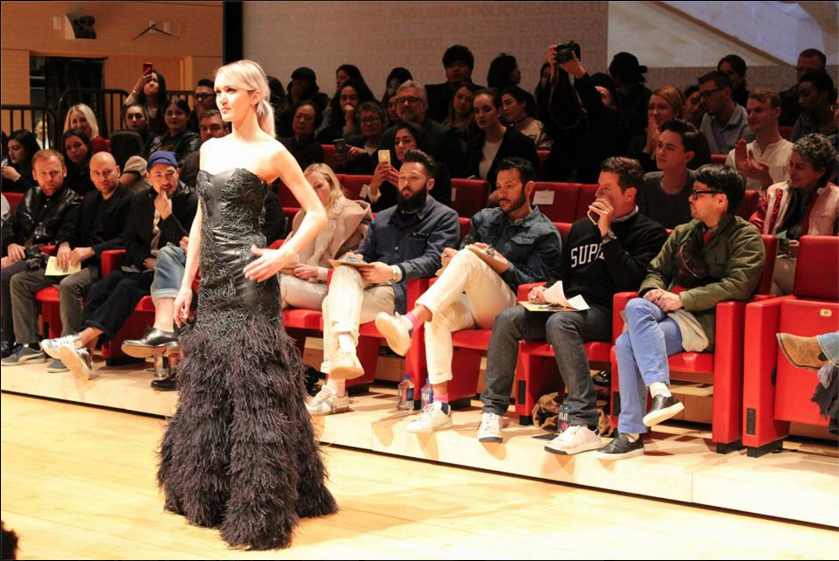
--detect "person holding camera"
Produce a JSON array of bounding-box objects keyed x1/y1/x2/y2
[
  {"x1": 478, "y1": 157, "x2": 667, "y2": 446},
  {"x1": 1, "y1": 150, "x2": 81, "y2": 361}
]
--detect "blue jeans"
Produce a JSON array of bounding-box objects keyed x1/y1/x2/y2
[
  {"x1": 616, "y1": 298, "x2": 684, "y2": 435},
  {"x1": 151, "y1": 245, "x2": 186, "y2": 302},
  {"x1": 818, "y1": 332, "x2": 839, "y2": 366}
]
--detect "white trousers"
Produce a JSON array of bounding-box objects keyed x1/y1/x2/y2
[{"x1": 415, "y1": 250, "x2": 517, "y2": 384}]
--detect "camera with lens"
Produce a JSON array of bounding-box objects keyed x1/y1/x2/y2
[{"x1": 554, "y1": 41, "x2": 581, "y2": 64}]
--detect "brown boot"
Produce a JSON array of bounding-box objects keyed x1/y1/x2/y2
[{"x1": 777, "y1": 333, "x2": 828, "y2": 370}]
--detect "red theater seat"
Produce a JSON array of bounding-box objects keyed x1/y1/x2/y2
[
  {"x1": 531, "y1": 182, "x2": 581, "y2": 223},
  {"x1": 742, "y1": 236, "x2": 839, "y2": 457},
  {"x1": 451, "y1": 179, "x2": 489, "y2": 218},
  {"x1": 321, "y1": 144, "x2": 338, "y2": 170},
  {"x1": 4, "y1": 192, "x2": 23, "y2": 215},
  {"x1": 574, "y1": 185, "x2": 600, "y2": 222}
]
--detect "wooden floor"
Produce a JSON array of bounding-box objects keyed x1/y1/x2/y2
[{"x1": 2, "y1": 393, "x2": 838, "y2": 560}]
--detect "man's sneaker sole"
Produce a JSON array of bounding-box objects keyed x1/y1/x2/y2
[
  {"x1": 478, "y1": 434, "x2": 503, "y2": 443},
  {"x1": 594, "y1": 446, "x2": 645, "y2": 461},
  {"x1": 374, "y1": 314, "x2": 411, "y2": 357},
  {"x1": 328, "y1": 363, "x2": 364, "y2": 380},
  {"x1": 545, "y1": 438, "x2": 602, "y2": 456},
  {"x1": 59, "y1": 347, "x2": 94, "y2": 382},
  {"x1": 643, "y1": 401, "x2": 685, "y2": 427}
]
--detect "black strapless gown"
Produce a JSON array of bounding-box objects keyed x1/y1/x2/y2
[{"x1": 157, "y1": 168, "x2": 337, "y2": 550}]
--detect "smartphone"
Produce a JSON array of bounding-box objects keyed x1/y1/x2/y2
[
  {"x1": 333, "y1": 138, "x2": 348, "y2": 155},
  {"x1": 587, "y1": 209, "x2": 599, "y2": 225},
  {"x1": 143, "y1": 62, "x2": 153, "y2": 75},
  {"x1": 377, "y1": 150, "x2": 391, "y2": 164}
]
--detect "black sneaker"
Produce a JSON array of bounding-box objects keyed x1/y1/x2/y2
[
  {"x1": 642, "y1": 394, "x2": 684, "y2": 427},
  {"x1": 594, "y1": 432, "x2": 644, "y2": 460}
]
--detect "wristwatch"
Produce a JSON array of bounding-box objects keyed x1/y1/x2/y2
[
  {"x1": 391, "y1": 265, "x2": 402, "y2": 282},
  {"x1": 602, "y1": 229, "x2": 617, "y2": 243}
]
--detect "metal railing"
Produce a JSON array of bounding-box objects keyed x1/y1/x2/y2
[{"x1": 1, "y1": 105, "x2": 59, "y2": 149}]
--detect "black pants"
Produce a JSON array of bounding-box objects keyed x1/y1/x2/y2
[{"x1": 78, "y1": 270, "x2": 153, "y2": 340}]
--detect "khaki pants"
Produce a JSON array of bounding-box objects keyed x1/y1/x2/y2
[{"x1": 280, "y1": 274, "x2": 328, "y2": 310}]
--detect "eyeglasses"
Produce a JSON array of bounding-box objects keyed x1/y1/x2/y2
[
  {"x1": 699, "y1": 88, "x2": 722, "y2": 99},
  {"x1": 690, "y1": 189, "x2": 724, "y2": 198},
  {"x1": 194, "y1": 93, "x2": 214, "y2": 101},
  {"x1": 397, "y1": 96, "x2": 423, "y2": 105},
  {"x1": 126, "y1": 114, "x2": 144, "y2": 120},
  {"x1": 360, "y1": 117, "x2": 382, "y2": 124}
]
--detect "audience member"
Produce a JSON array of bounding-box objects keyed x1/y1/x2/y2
[
  {"x1": 639, "y1": 120, "x2": 702, "y2": 229},
  {"x1": 780, "y1": 49, "x2": 827, "y2": 127},
  {"x1": 487, "y1": 53, "x2": 521, "y2": 91},
  {"x1": 61, "y1": 129, "x2": 95, "y2": 196},
  {"x1": 599, "y1": 164, "x2": 764, "y2": 460},
  {"x1": 791, "y1": 71, "x2": 837, "y2": 141},
  {"x1": 186, "y1": 78, "x2": 216, "y2": 133},
  {"x1": 727, "y1": 89, "x2": 793, "y2": 190},
  {"x1": 280, "y1": 100, "x2": 325, "y2": 171},
  {"x1": 63, "y1": 104, "x2": 109, "y2": 154},
  {"x1": 2, "y1": 129, "x2": 40, "y2": 193},
  {"x1": 125, "y1": 69, "x2": 169, "y2": 135},
  {"x1": 609, "y1": 52, "x2": 652, "y2": 137},
  {"x1": 718, "y1": 54, "x2": 749, "y2": 108},
  {"x1": 366, "y1": 121, "x2": 427, "y2": 212},
  {"x1": 277, "y1": 67, "x2": 329, "y2": 137},
  {"x1": 306, "y1": 150, "x2": 459, "y2": 415},
  {"x1": 317, "y1": 78, "x2": 376, "y2": 143},
  {"x1": 698, "y1": 71, "x2": 752, "y2": 154},
  {"x1": 146, "y1": 98, "x2": 201, "y2": 166},
  {"x1": 426, "y1": 45, "x2": 482, "y2": 123},
  {"x1": 382, "y1": 67, "x2": 412, "y2": 104},
  {"x1": 280, "y1": 163, "x2": 371, "y2": 310},
  {"x1": 502, "y1": 86, "x2": 552, "y2": 150},
  {"x1": 443, "y1": 82, "x2": 480, "y2": 147},
  {"x1": 5, "y1": 152, "x2": 129, "y2": 371},
  {"x1": 179, "y1": 108, "x2": 229, "y2": 188},
  {"x1": 337, "y1": 102, "x2": 386, "y2": 175},
  {"x1": 465, "y1": 88, "x2": 539, "y2": 188},
  {"x1": 683, "y1": 85, "x2": 705, "y2": 129},
  {"x1": 1, "y1": 150, "x2": 81, "y2": 359},
  {"x1": 750, "y1": 134, "x2": 838, "y2": 294},
  {"x1": 376, "y1": 157, "x2": 562, "y2": 433},
  {"x1": 122, "y1": 103, "x2": 158, "y2": 156}
]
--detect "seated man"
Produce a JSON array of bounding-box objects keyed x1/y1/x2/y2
[
  {"x1": 639, "y1": 119, "x2": 700, "y2": 229},
  {"x1": 479, "y1": 157, "x2": 668, "y2": 446},
  {"x1": 598, "y1": 165, "x2": 765, "y2": 460},
  {"x1": 307, "y1": 149, "x2": 459, "y2": 415},
  {"x1": 750, "y1": 133, "x2": 838, "y2": 294},
  {"x1": 6, "y1": 152, "x2": 130, "y2": 371},
  {"x1": 698, "y1": 71, "x2": 752, "y2": 155},
  {"x1": 726, "y1": 89, "x2": 793, "y2": 191},
  {"x1": 42, "y1": 151, "x2": 198, "y2": 381},
  {"x1": 376, "y1": 157, "x2": 562, "y2": 433},
  {"x1": 1, "y1": 150, "x2": 81, "y2": 361}
]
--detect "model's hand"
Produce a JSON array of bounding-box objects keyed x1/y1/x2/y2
[
  {"x1": 173, "y1": 287, "x2": 192, "y2": 328},
  {"x1": 244, "y1": 245, "x2": 292, "y2": 282}
]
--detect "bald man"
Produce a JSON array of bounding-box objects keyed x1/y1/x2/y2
[{"x1": 8, "y1": 152, "x2": 131, "y2": 371}]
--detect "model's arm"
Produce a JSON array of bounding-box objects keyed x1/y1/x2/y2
[{"x1": 243, "y1": 144, "x2": 327, "y2": 282}]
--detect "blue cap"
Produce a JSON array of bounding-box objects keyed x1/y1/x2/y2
[{"x1": 146, "y1": 151, "x2": 179, "y2": 170}]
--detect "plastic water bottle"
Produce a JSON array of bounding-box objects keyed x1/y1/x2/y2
[
  {"x1": 420, "y1": 378, "x2": 434, "y2": 410},
  {"x1": 557, "y1": 401, "x2": 571, "y2": 433},
  {"x1": 397, "y1": 375, "x2": 415, "y2": 411}
]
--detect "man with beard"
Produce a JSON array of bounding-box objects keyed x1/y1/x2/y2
[
  {"x1": 375, "y1": 157, "x2": 561, "y2": 433},
  {"x1": 478, "y1": 157, "x2": 668, "y2": 446},
  {"x1": 307, "y1": 149, "x2": 459, "y2": 416}
]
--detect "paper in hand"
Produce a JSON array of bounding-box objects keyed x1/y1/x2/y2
[
  {"x1": 45, "y1": 256, "x2": 81, "y2": 277},
  {"x1": 542, "y1": 281, "x2": 590, "y2": 311}
]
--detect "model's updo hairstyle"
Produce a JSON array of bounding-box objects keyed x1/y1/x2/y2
[{"x1": 215, "y1": 59, "x2": 275, "y2": 137}]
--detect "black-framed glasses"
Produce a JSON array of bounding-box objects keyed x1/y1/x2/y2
[
  {"x1": 690, "y1": 189, "x2": 724, "y2": 198},
  {"x1": 397, "y1": 96, "x2": 423, "y2": 105},
  {"x1": 699, "y1": 88, "x2": 722, "y2": 99}
]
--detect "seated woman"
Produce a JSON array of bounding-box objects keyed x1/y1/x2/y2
[
  {"x1": 122, "y1": 103, "x2": 159, "y2": 156},
  {"x1": 336, "y1": 102, "x2": 387, "y2": 176},
  {"x1": 281, "y1": 163, "x2": 371, "y2": 310},
  {"x1": 316, "y1": 78, "x2": 376, "y2": 144},
  {"x1": 501, "y1": 86, "x2": 552, "y2": 150},
  {"x1": 64, "y1": 103, "x2": 109, "y2": 154},
  {"x1": 124, "y1": 69, "x2": 168, "y2": 135},
  {"x1": 1, "y1": 129, "x2": 40, "y2": 193},
  {"x1": 442, "y1": 82, "x2": 479, "y2": 148},
  {"x1": 486, "y1": 53, "x2": 521, "y2": 91},
  {"x1": 146, "y1": 97, "x2": 201, "y2": 165},
  {"x1": 366, "y1": 121, "x2": 428, "y2": 212},
  {"x1": 626, "y1": 85, "x2": 711, "y2": 173},
  {"x1": 61, "y1": 129, "x2": 95, "y2": 196},
  {"x1": 750, "y1": 133, "x2": 839, "y2": 294},
  {"x1": 280, "y1": 100, "x2": 324, "y2": 171},
  {"x1": 465, "y1": 88, "x2": 539, "y2": 188}
]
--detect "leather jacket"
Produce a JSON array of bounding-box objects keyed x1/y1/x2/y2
[{"x1": 2, "y1": 184, "x2": 81, "y2": 258}]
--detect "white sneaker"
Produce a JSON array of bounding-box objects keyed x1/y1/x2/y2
[
  {"x1": 306, "y1": 386, "x2": 350, "y2": 416},
  {"x1": 59, "y1": 346, "x2": 97, "y2": 382},
  {"x1": 41, "y1": 334, "x2": 82, "y2": 359},
  {"x1": 328, "y1": 349, "x2": 365, "y2": 380},
  {"x1": 477, "y1": 412, "x2": 503, "y2": 443},
  {"x1": 375, "y1": 312, "x2": 413, "y2": 356},
  {"x1": 544, "y1": 425, "x2": 601, "y2": 455},
  {"x1": 406, "y1": 401, "x2": 453, "y2": 434}
]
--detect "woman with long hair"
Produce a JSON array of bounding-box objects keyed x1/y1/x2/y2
[
  {"x1": 442, "y1": 81, "x2": 479, "y2": 147},
  {"x1": 154, "y1": 59, "x2": 336, "y2": 549},
  {"x1": 125, "y1": 69, "x2": 169, "y2": 135},
  {"x1": 61, "y1": 129, "x2": 95, "y2": 196},
  {"x1": 146, "y1": 97, "x2": 201, "y2": 165},
  {"x1": 1, "y1": 129, "x2": 41, "y2": 193},
  {"x1": 63, "y1": 103, "x2": 110, "y2": 154}
]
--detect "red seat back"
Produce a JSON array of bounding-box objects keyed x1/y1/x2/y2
[
  {"x1": 553, "y1": 221, "x2": 573, "y2": 243},
  {"x1": 735, "y1": 190, "x2": 760, "y2": 220},
  {"x1": 574, "y1": 184, "x2": 599, "y2": 221},
  {"x1": 794, "y1": 235, "x2": 839, "y2": 300},
  {"x1": 711, "y1": 154, "x2": 727, "y2": 165},
  {"x1": 321, "y1": 144, "x2": 338, "y2": 170},
  {"x1": 458, "y1": 217, "x2": 471, "y2": 242},
  {"x1": 451, "y1": 179, "x2": 489, "y2": 218},
  {"x1": 340, "y1": 175, "x2": 372, "y2": 201},
  {"x1": 4, "y1": 192, "x2": 23, "y2": 214},
  {"x1": 531, "y1": 182, "x2": 580, "y2": 222}
]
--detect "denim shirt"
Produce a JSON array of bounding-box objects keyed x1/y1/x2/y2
[
  {"x1": 359, "y1": 196, "x2": 460, "y2": 313},
  {"x1": 464, "y1": 206, "x2": 563, "y2": 293}
]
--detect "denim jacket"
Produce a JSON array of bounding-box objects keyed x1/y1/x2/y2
[
  {"x1": 359, "y1": 196, "x2": 460, "y2": 313},
  {"x1": 464, "y1": 206, "x2": 562, "y2": 293}
]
